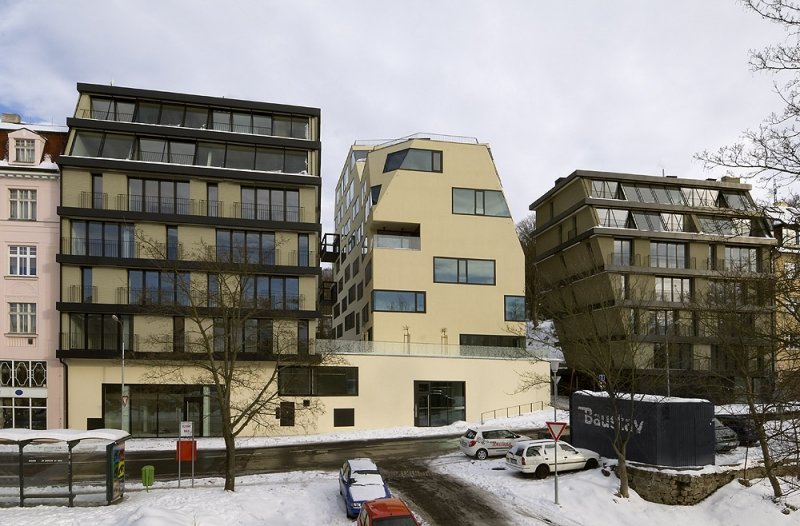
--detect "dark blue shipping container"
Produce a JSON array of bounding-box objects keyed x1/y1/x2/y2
[{"x1": 569, "y1": 391, "x2": 715, "y2": 467}]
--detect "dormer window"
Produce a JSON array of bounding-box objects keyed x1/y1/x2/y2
[
  {"x1": 15, "y1": 139, "x2": 35, "y2": 163},
  {"x1": 8, "y1": 129, "x2": 45, "y2": 165}
]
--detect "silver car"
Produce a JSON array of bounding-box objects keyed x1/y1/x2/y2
[
  {"x1": 458, "y1": 427, "x2": 530, "y2": 460},
  {"x1": 505, "y1": 439, "x2": 600, "y2": 478}
]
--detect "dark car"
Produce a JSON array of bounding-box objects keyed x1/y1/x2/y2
[
  {"x1": 716, "y1": 415, "x2": 759, "y2": 447},
  {"x1": 339, "y1": 458, "x2": 391, "y2": 519}
]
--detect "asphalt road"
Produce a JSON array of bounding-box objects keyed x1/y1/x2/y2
[{"x1": 1, "y1": 428, "x2": 550, "y2": 525}]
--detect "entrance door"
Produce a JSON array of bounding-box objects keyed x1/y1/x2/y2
[
  {"x1": 415, "y1": 394, "x2": 430, "y2": 427},
  {"x1": 414, "y1": 381, "x2": 465, "y2": 427}
]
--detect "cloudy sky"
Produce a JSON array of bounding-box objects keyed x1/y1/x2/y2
[{"x1": 0, "y1": 0, "x2": 789, "y2": 231}]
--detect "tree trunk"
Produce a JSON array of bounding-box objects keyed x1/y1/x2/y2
[
  {"x1": 616, "y1": 452, "x2": 630, "y2": 498},
  {"x1": 224, "y1": 430, "x2": 237, "y2": 491}
]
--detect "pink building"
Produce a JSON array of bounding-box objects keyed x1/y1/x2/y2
[{"x1": 0, "y1": 113, "x2": 67, "y2": 429}]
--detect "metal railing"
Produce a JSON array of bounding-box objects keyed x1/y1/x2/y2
[
  {"x1": 480, "y1": 401, "x2": 545, "y2": 424},
  {"x1": 374, "y1": 234, "x2": 420, "y2": 250},
  {"x1": 318, "y1": 339, "x2": 534, "y2": 359}
]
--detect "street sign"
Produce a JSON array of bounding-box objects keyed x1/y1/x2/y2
[
  {"x1": 546, "y1": 421, "x2": 567, "y2": 441},
  {"x1": 180, "y1": 421, "x2": 193, "y2": 438}
]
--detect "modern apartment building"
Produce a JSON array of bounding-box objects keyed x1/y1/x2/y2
[
  {"x1": 57, "y1": 84, "x2": 321, "y2": 436},
  {"x1": 317, "y1": 135, "x2": 548, "y2": 429},
  {"x1": 530, "y1": 170, "x2": 776, "y2": 402},
  {"x1": 0, "y1": 114, "x2": 67, "y2": 429}
]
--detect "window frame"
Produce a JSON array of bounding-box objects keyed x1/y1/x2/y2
[
  {"x1": 9, "y1": 189, "x2": 37, "y2": 221},
  {"x1": 9, "y1": 303, "x2": 36, "y2": 334},
  {"x1": 371, "y1": 289, "x2": 426, "y2": 313},
  {"x1": 9, "y1": 245, "x2": 37, "y2": 276},
  {"x1": 433, "y1": 257, "x2": 496, "y2": 285},
  {"x1": 504, "y1": 295, "x2": 526, "y2": 321},
  {"x1": 452, "y1": 187, "x2": 511, "y2": 217}
]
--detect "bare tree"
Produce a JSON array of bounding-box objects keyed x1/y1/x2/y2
[
  {"x1": 516, "y1": 213, "x2": 541, "y2": 324},
  {"x1": 524, "y1": 270, "x2": 663, "y2": 498},
  {"x1": 697, "y1": 1, "x2": 800, "y2": 186},
  {"x1": 132, "y1": 234, "x2": 338, "y2": 491}
]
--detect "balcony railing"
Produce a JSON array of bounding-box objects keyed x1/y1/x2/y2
[
  {"x1": 72, "y1": 192, "x2": 310, "y2": 223},
  {"x1": 60, "y1": 238, "x2": 184, "y2": 260},
  {"x1": 211, "y1": 247, "x2": 317, "y2": 267},
  {"x1": 61, "y1": 332, "x2": 135, "y2": 352},
  {"x1": 317, "y1": 339, "x2": 536, "y2": 360},
  {"x1": 374, "y1": 234, "x2": 420, "y2": 250},
  {"x1": 67, "y1": 285, "x2": 98, "y2": 303},
  {"x1": 116, "y1": 287, "x2": 305, "y2": 310}
]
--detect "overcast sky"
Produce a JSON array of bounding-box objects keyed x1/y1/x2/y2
[{"x1": 0, "y1": 0, "x2": 789, "y2": 231}]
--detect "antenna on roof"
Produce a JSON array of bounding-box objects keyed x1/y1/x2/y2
[
  {"x1": 662, "y1": 168, "x2": 665, "y2": 177},
  {"x1": 773, "y1": 180, "x2": 778, "y2": 205}
]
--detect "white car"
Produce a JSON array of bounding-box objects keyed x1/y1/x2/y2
[
  {"x1": 505, "y1": 439, "x2": 600, "y2": 478},
  {"x1": 458, "y1": 427, "x2": 530, "y2": 460}
]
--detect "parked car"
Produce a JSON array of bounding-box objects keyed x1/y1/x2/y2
[
  {"x1": 713, "y1": 417, "x2": 740, "y2": 452},
  {"x1": 716, "y1": 415, "x2": 758, "y2": 447},
  {"x1": 459, "y1": 427, "x2": 531, "y2": 460},
  {"x1": 357, "y1": 498, "x2": 420, "y2": 525},
  {"x1": 505, "y1": 439, "x2": 600, "y2": 479},
  {"x1": 338, "y1": 458, "x2": 391, "y2": 518}
]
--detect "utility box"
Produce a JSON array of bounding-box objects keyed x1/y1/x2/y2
[{"x1": 570, "y1": 391, "x2": 715, "y2": 467}]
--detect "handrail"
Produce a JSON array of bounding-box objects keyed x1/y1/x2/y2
[{"x1": 480, "y1": 401, "x2": 545, "y2": 424}]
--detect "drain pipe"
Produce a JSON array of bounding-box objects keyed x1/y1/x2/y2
[{"x1": 59, "y1": 358, "x2": 68, "y2": 429}]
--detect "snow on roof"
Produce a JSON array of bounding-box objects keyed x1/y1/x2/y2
[
  {"x1": 0, "y1": 121, "x2": 68, "y2": 133},
  {"x1": 0, "y1": 428, "x2": 129, "y2": 444},
  {"x1": 348, "y1": 457, "x2": 379, "y2": 472},
  {"x1": 574, "y1": 390, "x2": 711, "y2": 404}
]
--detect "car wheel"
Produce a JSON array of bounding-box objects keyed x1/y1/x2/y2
[
  {"x1": 475, "y1": 449, "x2": 489, "y2": 460},
  {"x1": 534, "y1": 464, "x2": 550, "y2": 479},
  {"x1": 584, "y1": 458, "x2": 599, "y2": 470}
]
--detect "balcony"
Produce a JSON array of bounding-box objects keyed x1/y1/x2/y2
[
  {"x1": 116, "y1": 287, "x2": 306, "y2": 310},
  {"x1": 71, "y1": 191, "x2": 310, "y2": 223},
  {"x1": 317, "y1": 339, "x2": 538, "y2": 360},
  {"x1": 211, "y1": 247, "x2": 317, "y2": 267},
  {"x1": 61, "y1": 238, "x2": 183, "y2": 260},
  {"x1": 373, "y1": 234, "x2": 420, "y2": 250},
  {"x1": 320, "y1": 233, "x2": 341, "y2": 263},
  {"x1": 67, "y1": 285, "x2": 99, "y2": 303}
]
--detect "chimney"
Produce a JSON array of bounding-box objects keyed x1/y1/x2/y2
[
  {"x1": 1, "y1": 113, "x2": 21, "y2": 124},
  {"x1": 721, "y1": 176, "x2": 741, "y2": 184}
]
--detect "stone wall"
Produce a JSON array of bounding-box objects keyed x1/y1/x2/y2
[{"x1": 624, "y1": 465, "x2": 736, "y2": 505}]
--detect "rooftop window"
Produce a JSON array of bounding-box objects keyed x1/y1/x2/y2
[{"x1": 383, "y1": 148, "x2": 442, "y2": 173}]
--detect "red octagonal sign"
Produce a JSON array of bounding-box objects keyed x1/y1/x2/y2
[{"x1": 546, "y1": 421, "x2": 567, "y2": 441}]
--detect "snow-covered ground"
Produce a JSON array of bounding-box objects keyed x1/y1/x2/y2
[{"x1": 0, "y1": 407, "x2": 797, "y2": 526}]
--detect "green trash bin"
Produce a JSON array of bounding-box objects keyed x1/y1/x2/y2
[{"x1": 141, "y1": 465, "x2": 155, "y2": 492}]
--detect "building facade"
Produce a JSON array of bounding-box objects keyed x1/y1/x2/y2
[
  {"x1": 318, "y1": 135, "x2": 547, "y2": 428},
  {"x1": 57, "y1": 84, "x2": 321, "y2": 436},
  {"x1": 530, "y1": 170, "x2": 776, "y2": 402},
  {"x1": 0, "y1": 114, "x2": 67, "y2": 429}
]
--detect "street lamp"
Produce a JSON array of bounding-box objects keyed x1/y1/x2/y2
[{"x1": 111, "y1": 315, "x2": 127, "y2": 432}]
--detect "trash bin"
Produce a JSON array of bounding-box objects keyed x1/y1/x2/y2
[{"x1": 141, "y1": 465, "x2": 155, "y2": 492}]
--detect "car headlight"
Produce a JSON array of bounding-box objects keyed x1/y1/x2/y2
[{"x1": 354, "y1": 502, "x2": 361, "y2": 508}]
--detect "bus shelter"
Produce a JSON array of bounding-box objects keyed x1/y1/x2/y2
[{"x1": 0, "y1": 428, "x2": 129, "y2": 507}]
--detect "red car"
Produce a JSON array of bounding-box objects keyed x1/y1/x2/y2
[{"x1": 356, "y1": 498, "x2": 420, "y2": 526}]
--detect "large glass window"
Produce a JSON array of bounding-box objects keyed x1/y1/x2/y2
[
  {"x1": 128, "y1": 178, "x2": 190, "y2": 215},
  {"x1": 452, "y1": 188, "x2": 511, "y2": 217},
  {"x1": 597, "y1": 209, "x2": 631, "y2": 228},
  {"x1": 278, "y1": 366, "x2": 358, "y2": 396},
  {"x1": 433, "y1": 257, "x2": 495, "y2": 285},
  {"x1": 725, "y1": 246, "x2": 759, "y2": 272},
  {"x1": 459, "y1": 334, "x2": 524, "y2": 348},
  {"x1": 128, "y1": 271, "x2": 190, "y2": 305},
  {"x1": 216, "y1": 230, "x2": 275, "y2": 264},
  {"x1": 650, "y1": 242, "x2": 686, "y2": 269},
  {"x1": 590, "y1": 180, "x2": 620, "y2": 199},
  {"x1": 655, "y1": 277, "x2": 691, "y2": 302},
  {"x1": 504, "y1": 296, "x2": 526, "y2": 321},
  {"x1": 69, "y1": 221, "x2": 134, "y2": 257},
  {"x1": 612, "y1": 239, "x2": 632, "y2": 265},
  {"x1": 384, "y1": 148, "x2": 442, "y2": 173},
  {"x1": 372, "y1": 290, "x2": 426, "y2": 312}
]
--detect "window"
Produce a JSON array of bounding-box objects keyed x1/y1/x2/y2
[
  {"x1": 9, "y1": 246, "x2": 36, "y2": 276},
  {"x1": 167, "y1": 226, "x2": 179, "y2": 260},
  {"x1": 655, "y1": 277, "x2": 691, "y2": 302},
  {"x1": 239, "y1": 187, "x2": 300, "y2": 221},
  {"x1": 433, "y1": 257, "x2": 495, "y2": 285},
  {"x1": 298, "y1": 234, "x2": 310, "y2": 267},
  {"x1": 68, "y1": 313, "x2": 130, "y2": 350},
  {"x1": 0, "y1": 396, "x2": 46, "y2": 430},
  {"x1": 650, "y1": 242, "x2": 686, "y2": 269},
  {"x1": 14, "y1": 139, "x2": 35, "y2": 163},
  {"x1": 459, "y1": 334, "x2": 524, "y2": 348},
  {"x1": 216, "y1": 230, "x2": 275, "y2": 264},
  {"x1": 213, "y1": 318, "x2": 273, "y2": 354},
  {"x1": 654, "y1": 343, "x2": 693, "y2": 370},
  {"x1": 0, "y1": 360, "x2": 46, "y2": 388},
  {"x1": 173, "y1": 317, "x2": 185, "y2": 353},
  {"x1": 128, "y1": 178, "x2": 190, "y2": 215},
  {"x1": 504, "y1": 296, "x2": 526, "y2": 321},
  {"x1": 372, "y1": 290, "x2": 426, "y2": 312},
  {"x1": 612, "y1": 239, "x2": 632, "y2": 266},
  {"x1": 597, "y1": 209, "x2": 632, "y2": 228},
  {"x1": 383, "y1": 148, "x2": 442, "y2": 173},
  {"x1": 590, "y1": 180, "x2": 621, "y2": 199},
  {"x1": 278, "y1": 366, "x2": 359, "y2": 396},
  {"x1": 9, "y1": 303, "x2": 35, "y2": 334},
  {"x1": 128, "y1": 271, "x2": 190, "y2": 305},
  {"x1": 81, "y1": 267, "x2": 93, "y2": 302},
  {"x1": 452, "y1": 188, "x2": 511, "y2": 217},
  {"x1": 207, "y1": 183, "x2": 219, "y2": 217},
  {"x1": 9, "y1": 190, "x2": 36, "y2": 220},
  {"x1": 238, "y1": 275, "x2": 300, "y2": 310},
  {"x1": 333, "y1": 408, "x2": 355, "y2": 427},
  {"x1": 69, "y1": 221, "x2": 135, "y2": 258},
  {"x1": 725, "y1": 246, "x2": 759, "y2": 272}
]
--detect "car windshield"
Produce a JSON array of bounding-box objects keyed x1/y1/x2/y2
[
  {"x1": 374, "y1": 517, "x2": 417, "y2": 526},
  {"x1": 352, "y1": 471, "x2": 383, "y2": 485}
]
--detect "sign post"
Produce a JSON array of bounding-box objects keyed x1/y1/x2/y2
[
  {"x1": 546, "y1": 421, "x2": 568, "y2": 505},
  {"x1": 177, "y1": 420, "x2": 195, "y2": 488}
]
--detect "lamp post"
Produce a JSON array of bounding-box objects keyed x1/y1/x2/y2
[{"x1": 111, "y1": 315, "x2": 127, "y2": 432}]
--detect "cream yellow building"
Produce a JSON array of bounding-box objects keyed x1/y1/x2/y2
[{"x1": 319, "y1": 135, "x2": 547, "y2": 428}]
